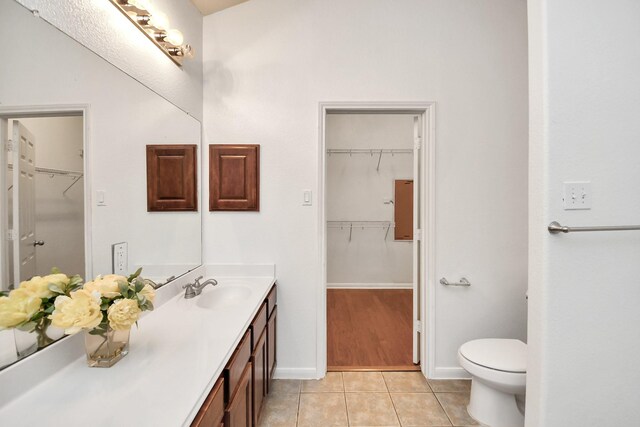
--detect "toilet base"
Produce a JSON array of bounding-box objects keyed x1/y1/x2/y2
[{"x1": 467, "y1": 378, "x2": 524, "y2": 427}]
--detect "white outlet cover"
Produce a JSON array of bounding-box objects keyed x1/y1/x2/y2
[
  {"x1": 112, "y1": 242, "x2": 128, "y2": 275},
  {"x1": 563, "y1": 181, "x2": 592, "y2": 210}
]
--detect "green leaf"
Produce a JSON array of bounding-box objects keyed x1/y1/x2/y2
[
  {"x1": 44, "y1": 305, "x2": 55, "y2": 314},
  {"x1": 48, "y1": 284, "x2": 64, "y2": 294},
  {"x1": 145, "y1": 301, "x2": 154, "y2": 312},
  {"x1": 100, "y1": 303, "x2": 109, "y2": 311},
  {"x1": 50, "y1": 267, "x2": 61, "y2": 274},
  {"x1": 117, "y1": 280, "x2": 129, "y2": 297},
  {"x1": 128, "y1": 267, "x2": 143, "y2": 282},
  {"x1": 134, "y1": 279, "x2": 144, "y2": 293}
]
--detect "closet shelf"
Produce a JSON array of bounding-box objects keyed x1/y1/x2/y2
[
  {"x1": 326, "y1": 148, "x2": 412, "y2": 170},
  {"x1": 7, "y1": 164, "x2": 84, "y2": 195},
  {"x1": 8, "y1": 164, "x2": 83, "y2": 177},
  {"x1": 326, "y1": 148, "x2": 413, "y2": 155},
  {"x1": 327, "y1": 220, "x2": 394, "y2": 228},
  {"x1": 327, "y1": 220, "x2": 395, "y2": 241}
]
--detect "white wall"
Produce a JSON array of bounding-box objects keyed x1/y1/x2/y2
[
  {"x1": 11, "y1": 117, "x2": 85, "y2": 279},
  {"x1": 0, "y1": 1, "x2": 202, "y2": 284},
  {"x1": 326, "y1": 114, "x2": 413, "y2": 286},
  {"x1": 527, "y1": 0, "x2": 640, "y2": 425},
  {"x1": 203, "y1": 0, "x2": 529, "y2": 377},
  {"x1": 14, "y1": 0, "x2": 204, "y2": 120}
]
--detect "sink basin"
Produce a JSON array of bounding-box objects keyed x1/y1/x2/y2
[{"x1": 196, "y1": 285, "x2": 252, "y2": 309}]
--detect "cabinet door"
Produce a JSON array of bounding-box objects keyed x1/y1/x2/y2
[
  {"x1": 225, "y1": 362, "x2": 253, "y2": 427},
  {"x1": 191, "y1": 377, "x2": 224, "y2": 427},
  {"x1": 146, "y1": 144, "x2": 198, "y2": 211},
  {"x1": 251, "y1": 329, "x2": 267, "y2": 427},
  {"x1": 267, "y1": 307, "x2": 277, "y2": 386},
  {"x1": 209, "y1": 145, "x2": 259, "y2": 211},
  {"x1": 224, "y1": 329, "x2": 252, "y2": 402}
]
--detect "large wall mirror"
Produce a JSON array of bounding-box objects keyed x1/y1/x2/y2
[{"x1": 0, "y1": 1, "x2": 202, "y2": 369}]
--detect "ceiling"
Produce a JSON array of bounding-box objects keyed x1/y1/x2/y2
[{"x1": 190, "y1": 0, "x2": 250, "y2": 15}]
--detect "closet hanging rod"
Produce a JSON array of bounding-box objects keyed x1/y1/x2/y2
[{"x1": 326, "y1": 148, "x2": 413, "y2": 155}]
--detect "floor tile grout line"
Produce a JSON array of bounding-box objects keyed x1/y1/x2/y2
[
  {"x1": 295, "y1": 387, "x2": 301, "y2": 427},
  {"x1": 386, "y1": 389, "x2": 403, "y2": 427},
  {"x1": 433, "y1": 392, "x2": 456, "y2": 427}
]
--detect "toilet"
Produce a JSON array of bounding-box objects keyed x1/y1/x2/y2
[{"x1": 458, "y1": 338, "x2": 526, "y2": 427}]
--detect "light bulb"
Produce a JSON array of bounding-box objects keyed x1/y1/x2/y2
[
  {"x1": 149, "y1": 10, "x2": 169, "y2": 30},
  {"x1": 164, "y1": 29, "x2": 184, "y2": 46}
]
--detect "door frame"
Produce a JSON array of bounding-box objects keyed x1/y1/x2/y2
[
  {"x1": 0, "y1": 104, "x2": 92, "y2": 288},
  {"x1": 317, "y1": 101, "x2": 436, "y2": 379}
]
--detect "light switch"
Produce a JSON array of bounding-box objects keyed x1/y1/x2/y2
[
  {"x1": 97, "y1": 190, "x2": 107, "y2": 206},
  {"x1": 563, "y1": 181, "x2": 591, "y2": 210},
  {"x1": 303, "y1": 190, "x2": 312, "y2": 206}
]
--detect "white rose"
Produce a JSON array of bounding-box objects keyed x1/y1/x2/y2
[{"x1": 49, "y1": 290, "x2": 103, "y2": 334}]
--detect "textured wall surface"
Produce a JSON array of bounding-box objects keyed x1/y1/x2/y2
[
  {"x1": 15, "y1": 0, "x2": 203, "y2": 120},
  {"x1": 202, "y1": 0, "x2": 529, "y2": 378}
]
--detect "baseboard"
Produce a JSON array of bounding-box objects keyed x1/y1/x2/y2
[
  {"x1": 273, "y1": 367, "x2": 319, "y2": 380},
  {"x1": 327, "y1": 282, "x2": 412, "y2": 289},
  {"x1": 431, "y1": 367, "x2": 471, "y2": 380}
]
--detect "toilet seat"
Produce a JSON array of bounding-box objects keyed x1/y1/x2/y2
[{"x1": 459, "y1": 339, "x2": 526, "y2": 373}]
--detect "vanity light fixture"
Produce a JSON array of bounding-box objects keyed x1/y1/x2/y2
[{"x1": 109, "y1": 0, "x2": 194, "y2": 66}]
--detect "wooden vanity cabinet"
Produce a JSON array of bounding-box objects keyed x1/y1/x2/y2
[
  {"x1": 225, "y1": 362, "x2": 253, "y2": 427},
  {"x1": 191, "y1": 377, "x2": 225, "y2": 427},
  {"x1": 267, "y1": 307, "x2": 277, "y2": 384},
  {"x1": 266, "y1": 285, "x2": 277, "y2": 392},
  {"x1": 251, "y1": 328, "x2": 267, "y2": 427},
  {"x1": 224, "y1": 330, "x2": 252, "y2": 403},
  {"x1": 192, "y1": 283, "x2": 277, "y2": 427},
  {"x1": 249, "y1": 301, "x2": 268, "y2": 426}
]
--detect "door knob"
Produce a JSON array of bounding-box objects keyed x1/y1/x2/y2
[{"x1": 33, "y1": 240, "x2": 45, "y2": 247}]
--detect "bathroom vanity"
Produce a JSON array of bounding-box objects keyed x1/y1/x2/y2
[
  {"x1": 0, "y1": 268, "x2": 277, "y2": 427},
  {"x1": 191, "y1": 283, "x2": 277, "y2": 427}
]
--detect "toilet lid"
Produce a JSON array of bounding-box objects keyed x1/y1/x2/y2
[{"x1": 459, "y1": 339, "x2": 526, "y2": 373}]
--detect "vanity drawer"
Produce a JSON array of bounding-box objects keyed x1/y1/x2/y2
[
  {"x1": 191, "y1": 376, "x2": 224, "y2": 427},
  {"x1": 251, "y1": 302, "x2": 267, "y2": 349},
  {"x1": 225, "y1": 329, "x2": 252, "y2": 402},
  {"x1": 266, "y1": 284, "x2": 277, "y2": 316}
]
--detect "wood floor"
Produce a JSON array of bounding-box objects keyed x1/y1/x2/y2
[{"x1": 327, "y1": 289, "x2": 416, "y2": 370}]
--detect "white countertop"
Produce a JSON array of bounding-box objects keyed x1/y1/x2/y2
[{"x1": 0, "y1": 270, "x2": 275, "y2": 427}]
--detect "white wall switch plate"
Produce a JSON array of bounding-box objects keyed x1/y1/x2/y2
[
  {"x1": 97, "y1": 190, "x2": 107, "y2": 206},
  {"x1": 303, "y1": 190, "x2": 312, "y2": 206},
  {"x1": 563, "y1": 181, "x2": 592, "y2": 210},
  {"x1": 112, "y1": 242, "x2": 128, "y2": 275}
]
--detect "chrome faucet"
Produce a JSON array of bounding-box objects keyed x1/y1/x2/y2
[{"x1": 182, "y1": 276, "x2": 218, "y2": 299}]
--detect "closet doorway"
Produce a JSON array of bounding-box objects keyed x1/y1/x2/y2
[
  {"x1": 321, "y1": 104, "x2": 433, "y2": 372},
  {"x1": 1, "y1": 109, "x2": 87, "y2": 290}
]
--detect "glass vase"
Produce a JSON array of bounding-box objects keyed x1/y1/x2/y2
[
  {"x1": 84, "y1": 326, "x2": 130, "y2": 368},
  {"x1": 34, "y1": 318, "x2": 64, "y2": 349},
  {"x1": 13, "y1": 328, "x2": 37, "y2": 358}
]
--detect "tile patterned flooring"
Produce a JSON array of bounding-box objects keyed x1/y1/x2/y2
[{"x1": 259, "y1": 372, "x2": 478, "y2": 427}]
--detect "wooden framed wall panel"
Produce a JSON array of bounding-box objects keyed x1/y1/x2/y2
[
  {"x1": 209, "y1": 145, "x2": 260, "y2": 211},
  {"x1": 394, "y1": 180, "x2": 413, "y2": 240},
  {"x1": 146, "y1": 144, "x2": 197, "y2": 212}
]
